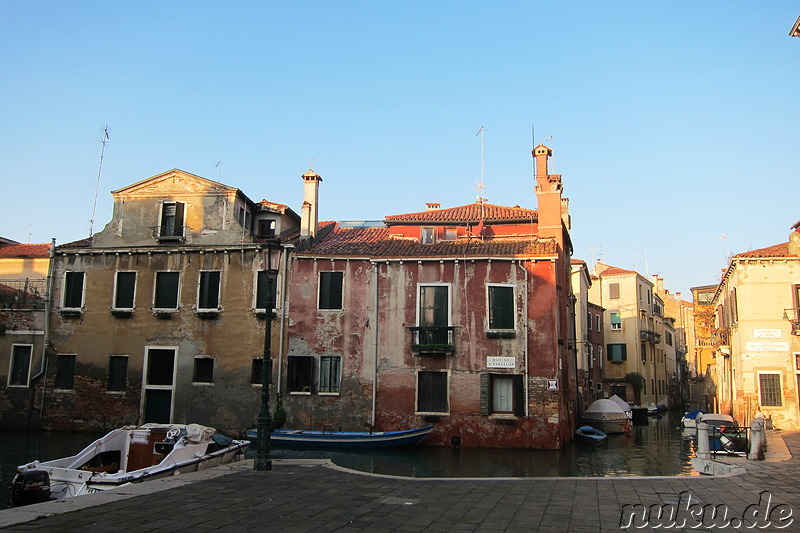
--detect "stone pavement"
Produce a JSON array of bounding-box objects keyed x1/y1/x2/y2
[{"x1": 1, "y1": 431, "x2": 799, "y2": 532}]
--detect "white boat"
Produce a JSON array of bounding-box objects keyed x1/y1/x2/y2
[
  {"x1": 681, "y1": 409, "x2": 705, "y2": 428},
  {"x1": 10, "y1": 423, "x2": 250, "y2": 507},
  {"x1": 582, "y1": 399, "x2": 631, "y2": 434},
  {"x1": 608, "y1": 395, "x2": 633, "y2": 419}
]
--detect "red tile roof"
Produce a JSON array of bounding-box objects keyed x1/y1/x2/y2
[
  {"x1": 385, "y1": 202, "x2": 537, "y2": 224},
  {"x1": 734, "y1": 242, "x2": 794, "y2": 258},
  {"x1": 297, "y1": 223, "x2": 556, "y2": 258},
  {"x1": 596, "y1": 265, "x2": 638, "y2": 277},
  {"x1": 0, "y1": 243, "x2": 50, "y2": 258}
]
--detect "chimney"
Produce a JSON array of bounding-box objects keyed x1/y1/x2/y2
[
  {"x1": 300, "y1": 169, "x2": 322, "y2": 239},
  {"x1": 426, "y1": 202, "x2": 441, "y2": 211},
  {"x1": 533, "y1": 144, "x2": 564, "y2": 244},
  {"x1": 789, "y1": 230, "x2": 800, "y2": 256}
]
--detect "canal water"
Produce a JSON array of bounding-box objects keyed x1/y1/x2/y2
[{"x1": 0, "y1": 411, "x2": 696, "y2": 510}]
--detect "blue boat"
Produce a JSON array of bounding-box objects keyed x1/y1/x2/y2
[
  {"x1": 246, "y1": 425, "x2": 434, "y2": 449},
  {"x1": 575, "y1": 425, "x2": 608, "y2": 445}
]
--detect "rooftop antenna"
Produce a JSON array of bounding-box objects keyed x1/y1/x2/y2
[
  {"x1": 215, "y1": 161, "x2": 222, "y2": 182},
  {"x1": 589, "y1": 244, "x2": 604, "y2": 265},
  {"x1": 474, "y1": 126, "x2": 487, "y2": 220},
  {"x1": 88, "y1": 124, "x2": 110, "y2": 238}
]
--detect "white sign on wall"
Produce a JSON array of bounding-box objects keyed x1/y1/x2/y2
[
  {"x1": 487, "y1": 356, "x2": 516, "y2": 369},
  {"x1": 745, "y1": 341, "x2": 790, "y2": 352},
  {"x1": 753, "y1": 329, "x2": 782, "y2": 339}
]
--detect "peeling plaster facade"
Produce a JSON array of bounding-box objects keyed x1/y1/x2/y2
[
  {"x1": 282, "y1": 146, "x2": 578, "y2": 449},
  {"x1": 1, "y1": 169, "x2": 300, "y2": 435}
]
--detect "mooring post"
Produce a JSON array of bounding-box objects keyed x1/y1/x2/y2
[
  {"x1": 696, "y1": 421, "x2": 710, "y2": 460},
  {"x1": 750, "y1": 417, "x2": 764, "y2": 460}
]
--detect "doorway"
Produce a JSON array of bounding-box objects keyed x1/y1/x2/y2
[{"x1": 142, "y1": 347, "x2": 176, "y2": 423}]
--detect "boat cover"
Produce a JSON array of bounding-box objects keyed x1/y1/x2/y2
[
  {"x1": 583, "y1": 399, "x2": 629, "y2": 420},
  {"x1": 608, "y1": 395, "x2": 632, "y2": 414}
]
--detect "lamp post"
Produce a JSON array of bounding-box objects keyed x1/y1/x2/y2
[{"x1": 255, "y1": 241, "x2": 279, "y2": 471}]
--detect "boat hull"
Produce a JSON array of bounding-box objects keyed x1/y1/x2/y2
[
  {"x1": 581, "y1": 417, "x2": 630, "y2": 435},
  {"x1": 246, "y1": 425, "x2": 434, "y2": 449}
]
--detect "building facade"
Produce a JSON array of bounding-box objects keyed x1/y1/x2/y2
[{"x1": 281, "y1": 145, "x2": 578, "y2": 449}]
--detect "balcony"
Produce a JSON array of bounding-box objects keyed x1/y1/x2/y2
[
  {"x1": 639, "y1": 329, "x2": 661, "y2": 344},
  {"x1": 409, "y1": 326, "x2": 456, "y2": 355},
  {"x1": 153, "y1": 225, "x2": 186, "y2": 243},
  {"x1": 712, "y1": 327, "x2": 730, "y2": 347}
]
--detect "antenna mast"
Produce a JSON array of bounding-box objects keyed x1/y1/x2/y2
[
  {"x1": 475, "y1": 126, "x2": 486, "y2": 218},
  {"x1": 89, "y1": 124, "x2": 109, "y2": 237}
]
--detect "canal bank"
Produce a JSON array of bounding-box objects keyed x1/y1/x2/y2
[{"x1": 0, "y1": 430, "x2": 796, "y2": 532}]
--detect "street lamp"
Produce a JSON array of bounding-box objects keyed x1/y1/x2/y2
[{"x1": 255, "y1": 240, "x2": 279, "y2": 471}]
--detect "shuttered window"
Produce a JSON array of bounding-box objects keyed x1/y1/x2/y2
[
  {"x1": 608, "y1": 343, "x2": 627, "y2": 362},
  {"x1": 609, "y1": 283, "x2": 620, "y2": 300},
  {"x1": 198, "y1": 271, "x2": 221, "y2": 310},
  {"x1": 108, "y1": 356, "x2": 128, "y2": 392},
  {"x1": 418, "y1": 371, "x2": 448, "y2": 413},
  {"x1": 63, "y1": 272, "x2": 84, "y2": 308},
  {"x1": 488, "y1": 286, "x2": 514, "y2": 330},
  {"x1": 318, "y1": 272, "x2": 343, "y2": 310},
  {"x1": 481, "y1": 374, "x2": 525, "y2": 416},
  {"x1": 154, "y1": 272, "x2": 180, "y2": 309},
  {"x1": 114, "y1": 272, "x2": 136, "y2": 309},
  {"x1": 55, "y1": 354, "x2": 76, "y2": 390}
]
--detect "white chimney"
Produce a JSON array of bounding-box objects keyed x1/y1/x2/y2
[{"x1": 300, "y1": 169, "x2": 322, "y2": 239}]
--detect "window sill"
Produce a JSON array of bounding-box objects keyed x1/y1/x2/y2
[
  {"x1": 53, "y1": 388, "x2": 75, "y2": 393},
  {"x1": 416, "y1": 413, "x2": 448, "y2": 421},
  {"x1": 192, "y1": 381, "x2": 215, "y2": 386},
  {"x1": 110, "y1": 309, "x2": 134, "y2": 318},
  {"x1": 486, "y1": 330, "x2": 516, "y2": 339},
  {"x1": 153, "y1": 310, "x2": 178, "y2": 319},
  {"x1": 489, "y1": 415, "x2": 517, "y2": 424},
  {"x1": 59, "y1": 309, "x2": 83, "y2": 318},
  {"x1": 7, "y1": 384, "x2": 29, "y2": 388},
  {"x1": 105, "y1": 391, "x2": 126, "y2": 395},
  {"x1": 254, "y1": 310, "x2": 276, "y2": 319},
  {"x1": 194, "y1": 309, "x2": 221, "y2": 319},
  {"x1": 318, "y1": 392, "x2": 340, "y2": 396}
]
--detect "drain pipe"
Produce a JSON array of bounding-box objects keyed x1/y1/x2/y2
[
  {"x1": 371, "y1": 261, "x2": 379, "y2": 428},
  {"x1": 276, "y1": 244, "x2": 293, "y2": 397},
  {"x1": 517, "y1": 260, "x2": 529, "y2": 417},
  {"x1": 27, "y1": 238, "x2": 56, "y2": 428}
]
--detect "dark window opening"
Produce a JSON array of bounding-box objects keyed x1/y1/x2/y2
[
  {"x1": 159, "y1": 202, "x2": 185, "y2": 238},
  {"x1": 256, "y1": 270, "x2": 278, "y2": 311},
  {"x1": 319, "y1": 272, "x2": 343, "y2": 310},
  {"x1": 198, "y1": 271, "x2": 220, "y2": 310},
  {"x1": 9, "y1": 345, "x2": 32, "y2": 386},
  {"x1": 146, "y1": 349, "x2": 175, "y2": 386},
  {"x1": 55, "y1": 354, "x2": 76, "y2": 390},
  {"x1": 154, "y1": 272, "x2": 179, "y2": 309},
  {"x1": 193, "y1": 358, "x2": 214, "y2": 383},
  {"x1": 251, "y1": 358, "x2": 264, "y2": 385},
  {"x1": 63, "y1": 272, "x2": 84, "y2": 308},
  {"x1": 108, "y1": 356, "x2": 128, "y2": 392},
  {"x1": 418, "y1": 371, "x2": 447, "y2": 413},
  {"x1": 488, "y1": 286, "x2": 514, "y2": 330},
  {"x1": 114, "y1": 272, "x2": 136, "y2": 309},
  {"x1": 287, "y1": 356, "x2": 313, "y2": 393}
]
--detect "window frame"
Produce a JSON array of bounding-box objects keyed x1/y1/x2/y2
[
  {"x1": 107, "y1": 355, "x2": 128, "y2": 393},
  {"x1": 318, "y1": 271, "x2": 344, "y2": 311},
  {"x1": 609, "y1": 282, "x2": 620, "y2": 300},
  {"x1": 319, "y1": 355, "x2": 342, "y2": 395},
  {"x1": 487, "y1": 284, "x2": 515, "y2": 331},
  {"x1": 192, "y1": 356, "x2": 215, "y2": 385},
  {"x1": 54, "y1": 353, "x2": 76, "y2": 391},
  {"x1": 607, "y1": 343, "x2": 627, "y2": 363},
  {"x1": 255, "y1": 270, "x2": 278, "y2": 312},
  {"x1": 197, "y1": 270, "x2": 221, "y2": 311},
  {"x1": 62, "y1": 271, "x2": 85, "y2": 310},
  {"x1": 158, "y1": 201, "x2": 185, "y2": 239},
  {"x1": 610, "y1": 312, "x2": 622, "y2": 330},
  {"x1": 417, "y1": 370, "x2": 449, "y2": 414},
  {"x1": 421, "y1": 227, "x2": 435, "y2": 244},
  {"x1": 758, "y1": 372, "x2": 782, "y2": 407},
  {"x1": 287, "y1": 355, "x2": 314, "y2": 394},
  {"x1": 153, "y1": 271, "x2": 181, "y2": 311},
  {"x1": 113, "y1": 271, "x2": 137, "y2": 311},
  {"x1": 8, "y1": 344, "x2": 33, "y2": 387}
]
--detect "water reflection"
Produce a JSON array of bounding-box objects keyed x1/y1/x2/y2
[{"x1": 0, "y1": 413, "x2": 697, "y2": 509}]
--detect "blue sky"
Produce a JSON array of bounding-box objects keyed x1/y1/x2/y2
[{"x1": 2, "y1": 2, "x2": 798, "y2": 298}]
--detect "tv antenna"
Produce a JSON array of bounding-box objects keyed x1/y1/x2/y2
[
  {"x1": 88, "y1": 124, "x2": 110, "y2": 237},
  {"x1": 215, "y1": 161, "x2": 222, "y2": 182},
  {"x1": 475, "y1": 126, "x2": 487, "y2": 219}
]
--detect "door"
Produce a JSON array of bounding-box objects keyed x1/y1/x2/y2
[{"x1": 142, "y1": 348, "x2": 176, "y2": 423}]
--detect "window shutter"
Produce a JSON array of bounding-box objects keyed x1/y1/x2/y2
[
  {"x1": 480, "y1": 373, "x2": 490, "y2": 416},
  {"x1": 609, "y1": 283, "x2": 620, "y2": 299},
  {"x1": 174, "y1": 202, "x2": 185, "y2": 235},
  {"x1": 513, "y1": 375, "x2": 525, "y2": 416}
]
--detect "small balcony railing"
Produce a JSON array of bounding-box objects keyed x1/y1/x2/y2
[
  {"x1": 409, "y1": 326, "x2": 456, "y2": 355},
  {"x1": 712, "y1": 327, "x2": 730, "y2": 346},
  {"x1": 153, "y1": 225, "x2": 186, "y2": 242},
  {"x1": 639, "y1": 329, "x2": 661, "y2": 344}
]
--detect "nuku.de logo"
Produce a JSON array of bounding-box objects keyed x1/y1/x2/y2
[{"x1": 619, "y1": 491, "x2": 793, "y2": 529}]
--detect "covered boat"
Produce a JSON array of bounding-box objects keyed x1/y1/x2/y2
[
  {"x1": 681, "y1": 409, "x2": 706, "y2": 428},
  {"x1": 10, "y1": 424, "x2": 249, "y2": 507},
  {"x1": 582, "y1": 399, "x2": 631, "y2": 434},
  {"x1": 246, "y1": 425, "x2": 433, "y2": 449},
  {"x1": 608, "y1": 395, "x2": 632, "y2": 419},
  {"x1": 575, "y1": 425, "x2": 608, "y2": 445}
]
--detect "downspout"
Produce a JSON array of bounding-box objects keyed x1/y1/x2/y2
[
  {"x1": 371, "y1": 262, "x2": 379, "y2": 427},
  {"x1": 28, "y1": 238, "x2": 56, "y2": 428},
  {"x1": 276, "y1": 244, "x2": 293, "y2": 397},
  {"x1": 517, "y1": 260, "x2": 529, "y2": 417}
]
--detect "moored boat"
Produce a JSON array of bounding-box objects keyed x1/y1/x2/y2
[
  {"x1": 10, "y1": 423, "x2": 249, "y2": 507},
  {"x1": 246, "y1": 425, "x2": 434, "y2": 449},
  {"x1": 681, "y1": 409, "x2": 706, "y2": 428},
  {"x1": 575, "y1": 425, "x2": 608, "y2": 445},
  {"x1": 582, "y1": 399, "x2": 631, "y2": 434}
]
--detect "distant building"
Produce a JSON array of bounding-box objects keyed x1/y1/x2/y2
[
  {"x1": 282, "y1": 145, "x2": 578, "y2": 449},
  {"x1": 711, "y1": 224, "x2": 800, "y2": 430}
]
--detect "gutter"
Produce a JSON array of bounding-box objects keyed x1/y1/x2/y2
[{"x1": 27, "y1": 238, "x2": 56, "y2": 429}]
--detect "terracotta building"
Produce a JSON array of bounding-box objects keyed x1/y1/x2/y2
[{"x1": 280, "y1": 145, "x2": 578, "y2": 449}]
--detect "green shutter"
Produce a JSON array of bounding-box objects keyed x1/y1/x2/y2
[
  {"x1": 513, "y1": 375, "x2": 525, "y2": 416},
  {"x1": 480, "y1": 373, "x2": 490, "y2": 416}
]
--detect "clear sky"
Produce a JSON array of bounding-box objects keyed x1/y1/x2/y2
[{"x1": 2, "y1": 2, "x2": 798, "y2": 298}]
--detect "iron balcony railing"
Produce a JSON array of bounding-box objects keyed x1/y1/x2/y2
[
  {"x1": 152, "y1": 225, "x2": 186, "y2": 242},
  {"x1": 639, "y1": 329, "x2": 662, "y2": 344},
  {"x1": 0, "y1": 278, "x2": 47, "y2": 310},
  {"x1": 409, "y1": 326, "x2": 456, "y2": 355}
]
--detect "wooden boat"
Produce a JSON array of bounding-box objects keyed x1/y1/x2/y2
[
  {"x1": 575, "y1": 425, "x2": 608, "y2": 445},
  {"x1": 10, "y1": 423, "x2": 249, "y2": 507},
  {"x1": 246, "y1": 425, "x2": 434, "y2": 449}
]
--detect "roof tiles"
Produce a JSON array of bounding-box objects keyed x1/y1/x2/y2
[{"x1": 385, "y1": 202, "x2": 537, "y2": 224}]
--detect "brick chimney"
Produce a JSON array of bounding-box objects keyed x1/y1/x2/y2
[
  {"x1": 301, "y1": 169, "x2": 322, "y2": 239},
  {"x1": 426, "y1": 203, "x2": 441, "y2": 211},
  {"x1": 533, "y1": 144, "x2": 563, "y2": 244}
]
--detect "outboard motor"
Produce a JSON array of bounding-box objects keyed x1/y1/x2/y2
[{"x1": 9, "y1": 469, "x2": 51, "y2": 507}]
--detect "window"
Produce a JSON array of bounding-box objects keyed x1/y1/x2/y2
[
  {"x1": 607, "y1": 343, "x2": 627, "y2": 363},
  {"x1": 55, "y1": 354, "x2": 76, "y2": 390},
  {"x1": 609, "y1": 283, "x2": 620, "y2": 300},
  {"x1": 8, "y1": 344, "x2": 32, "y2": 386},
  {"x1": 586, "y1": 312, "x2": 592, "y2": 331},
  {"x1": 154, "y1": 272, "x2": 180, "y2": 309},
  {"x1": 588, "y1": 344, "x2": 594, "y2": 369},
  {"x1": 257, "y1": 219, "x2": 275, "y2": 237},
  {"x1": 288, "y1": 356, "x2": 313, "y2": 393},
  {"x1": 318, "y1": 272, "x2": 343, "y2": 310},
  {"x1": 159, "y1": 202, "x2": 185, "y2": 238},
  {"x1": 641, "y1": 343, "x2": 647, "y2": 363},
  {"x1": 418, "y1": 371, "x2": 448, "y2": 413},
  {"x1": 488, "y1": 285, "x2": 514, "y2": 330},
  {"x1": 63, "y1": 272, "x2": 85, "y2": 309},
  {"x1": 610, "y1": 385, "x2": 626, "y2": 401},
  {"x1": 256, "y1": 270, "x2": 278, "y2": 311},
  {"x1": 444, "y1": 228, "x2": 457, "y2": 240},
  {"x1": 114, "y1": 271, "x2": 136, "y2": 310},
  {"x1": 665, "y1": 331, "x2": 673, "y2": 346},
  {"x1": 193, "y1": 357, "x2": 214, "y2": 384},
  {"x1": 420, "y1": 285, "x2": 448, "y2": 327},
  {"x1": 108, "y1": 355, "x2": 128, "y2": 392},
  {"x1": 198, "y1": 271, "x2": 221, "y2": 310},
  {"x1": 319, "y1": 355, "x2": 341, "y2": 394},
  {"x1": 421, "y1": 227, "x2": 435, "y2": 244},
  {"x1": 481, "y1": 374, "x2": 524, "y2": 416},
  {"x1": 696, "y1": 290, "x2": 714, "y2": 306},
  {"x1": 610, "y1": 312, "x2": 621, "y2": 330},
  {"x1": 759, "y1": 374, "x2": 782, "y2": 407},
  {"x1": 594, "y1": 314, "x2": 601, "y2": 331}
]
